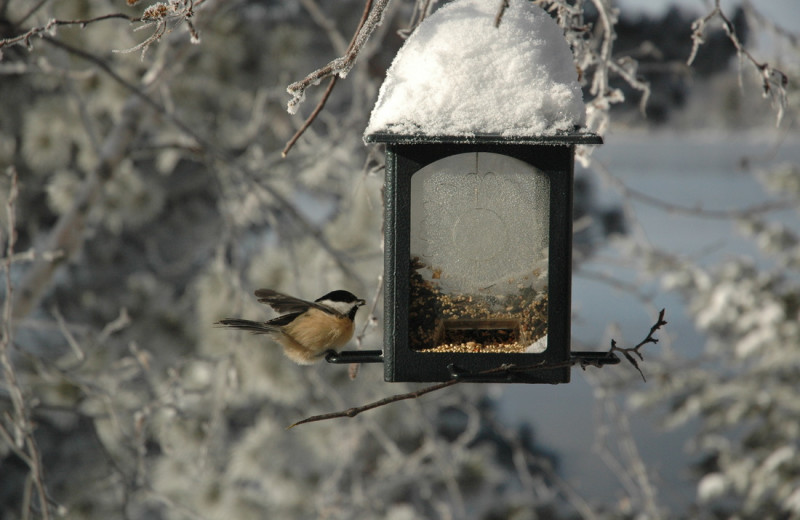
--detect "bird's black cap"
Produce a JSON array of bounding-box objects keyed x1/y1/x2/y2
[{"x1": 316, "y1": 290, "x2": 362, "y2": 304}]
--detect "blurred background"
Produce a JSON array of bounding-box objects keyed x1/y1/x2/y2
[{"x1": 0, "y1": 1, "x2": 798, "y2": 518}]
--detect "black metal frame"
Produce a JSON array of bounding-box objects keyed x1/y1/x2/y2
[{"x1": 327, "y1": 133, "x2": 612, "y2": 383}]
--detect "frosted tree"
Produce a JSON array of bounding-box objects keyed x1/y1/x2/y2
[{"x1": 585, "y1": 2, "x2": 799, "y2": 518}]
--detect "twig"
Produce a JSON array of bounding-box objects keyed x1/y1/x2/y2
[
  {"x1": 51, "y1": 305, "x2": 86, "y2": 362},
  {"x1": 290, "y1": 310, "x2": 667, "y2": 427},
  {"x1": 289, "y1": 380, "x2": 458, "y2": 428},
  {"x1": 609, "y1": 308, "x2": 667, "y2": 382},
  {"x1": 282, "y1": 76, "x2": 338, "y2": 158},
  {"x1": 494, "y1": 0, "x2": 509, "y2": 28},
  {"x1": 114, "y1": 0, "x2": 199, "y2": 58},
  {"x1": 282, "y1": 0, "x2": 376, "y2": 157},
  {"x1": 0, "y1": 2, "x2": 201, "y2": 55},
  {"x1": 285, "y1": 0, "x2": 388, "y2": 115},
  {"x1": 0, "y1": 13, "x2": 139, "y2": 49},
  {"x1": 688, "y1": 0, "x2": 788, "y2": 126}
]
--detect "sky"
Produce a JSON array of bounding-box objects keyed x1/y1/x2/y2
[{"x1": 617, "y1": 0, "x2": 800, "y2": 33}]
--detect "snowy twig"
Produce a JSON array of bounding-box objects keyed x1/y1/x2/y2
[
  {"x1": 114, "y1": 0, "x2": 200, "y2": 58},
  {"x1": 282, "y1": 0, "x2": 378, "y2": 157},
  {"x1": 0, "y1": 13, "x2": 138, "y2": 50},
  {"x1": 688, "y1": 0, "x2": 788, "y2": 126},
  {"x1": 0, "y1": 2, "x2": 202, "y2": 57},
  {"x1": 588, "y1": 0, "x2": 616, "y2": 99},
  {"x1": 290, "y1": 311, "x2": 667, "y2": 427},
  {"x1": 282, "y1": 76, "x2": 339, "y2": 158},
  {"x1": 285, "y1": 0, "x2": 390, "y2": 115},
  {"x1": 607, "y1": 57, "x2": 650, "y2": 115}
]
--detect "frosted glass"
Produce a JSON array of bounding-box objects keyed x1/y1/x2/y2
[{"x1": 409, "y1": 152, "x2": 550, "y2": 353}]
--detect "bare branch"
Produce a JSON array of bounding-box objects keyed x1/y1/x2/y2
[
  {"x1": 609, "y1": 308, "x2": 668, "y2": 382},
  {"x1": 290, "y1": 311, "x2": 668, "y2": 427},
  {"x1": 289, "y1": 380, "x2": 458, "y2": 428}
]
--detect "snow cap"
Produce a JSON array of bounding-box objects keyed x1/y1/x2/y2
[{"x1": 365, "y1": 0, "x2": 586, "y2": 138}]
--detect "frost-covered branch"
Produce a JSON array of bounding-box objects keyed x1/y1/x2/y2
[
  {"x1": 0, "y1": 1, "x2": 202, "y2": 56},
  {"x1": 688, "y1": 0, "x2": 788, "y2": 126},
  {"x1": 0, "y1": 13, "x2": 137, "y2": 50},
  {"x1": 114, "y1": 0, "x2": 201, "y2": 58},
  {"x1": 282, "y1": 0, "x2": 383, "y2": 157},
  {"x1": 285, "y1": 0, "x2": 390, "y2": 115}
]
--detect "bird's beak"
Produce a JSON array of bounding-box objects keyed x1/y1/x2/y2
[{"x1": 357, "y1": 299, "x2": 366, "y2": 307}]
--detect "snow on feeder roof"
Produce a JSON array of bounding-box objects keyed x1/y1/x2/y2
[{"x1": 365, "y1": 0, "x2": 586, "y2": 138}]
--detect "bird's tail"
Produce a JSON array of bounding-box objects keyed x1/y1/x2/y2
[{"x1": 216, "y1": 319, "x2": 279, "y2": 335}]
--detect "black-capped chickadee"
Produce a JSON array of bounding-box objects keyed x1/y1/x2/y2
[{"x1": 216, "y1": 289, "x2": 366, "y2": 365}]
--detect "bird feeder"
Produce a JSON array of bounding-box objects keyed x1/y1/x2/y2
[
  {"x1": 371, "y1": 133, "x2": 606, "y2": 383},
  {"x1": 327, "y1": 0, "x2": 615, "y2": 382}
]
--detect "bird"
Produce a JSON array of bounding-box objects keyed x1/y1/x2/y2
[{"x1": 216, "y1": 289, "x2": 366, "y2": 365}]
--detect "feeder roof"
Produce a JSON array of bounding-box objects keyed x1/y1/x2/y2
[{"x1": 365, "y1": 0, "x2": 586, "y2": 138}]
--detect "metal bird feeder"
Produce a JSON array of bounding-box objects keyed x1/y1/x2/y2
[{"x1": 326, "y1": 133, "x2": 620, "y2": 383}]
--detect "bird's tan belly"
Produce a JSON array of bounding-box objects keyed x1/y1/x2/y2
[{"x1": 282, "y1": 309, "x2": 354, "y2": 359}]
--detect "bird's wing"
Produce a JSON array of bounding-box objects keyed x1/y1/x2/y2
[
  {"x1": 265, "y1": 312, "x2": 303, "y2": 327},
  {"x1": 254, "y1": 289, "x2": 328, "y2": 314}
]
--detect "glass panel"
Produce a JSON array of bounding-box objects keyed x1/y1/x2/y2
[{"x1": 409, "y1": 152, "x2": 550, "y2": 353}]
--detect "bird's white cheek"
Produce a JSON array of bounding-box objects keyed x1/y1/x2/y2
[{"x1": 320, "y1": 300, "x2": 358, "y2": 315}]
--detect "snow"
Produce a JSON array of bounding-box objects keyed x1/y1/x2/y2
[
  {"x1": 365, "y1": 0, "x2": 586, "y2": 137},
  {"x1": 525, "y1": 334, "x2": 548, "y2": 353}
]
